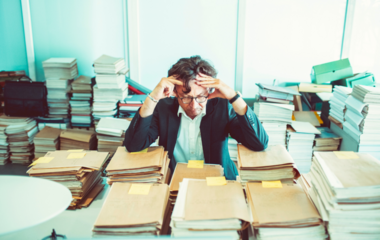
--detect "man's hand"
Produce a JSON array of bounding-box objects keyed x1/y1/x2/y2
[
  {"x1": 195, "y1": 73, "x2": 236, "y2": 100},
  {"x1": 150, "y1": 76, "x2": 183, "y2": 100}
]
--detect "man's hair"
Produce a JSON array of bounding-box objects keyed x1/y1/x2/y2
[{"x1": 168, "y1": 55, "x2": 217, "y2": 94}]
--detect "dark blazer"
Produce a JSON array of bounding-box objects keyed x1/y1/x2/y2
[{"x1": 124, "y1": 97, "x2": 269, "y2": 180}]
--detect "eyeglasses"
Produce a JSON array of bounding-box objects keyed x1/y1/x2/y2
[{"x1": 179, "y1": 95, "x2": 208, "y2": 104}]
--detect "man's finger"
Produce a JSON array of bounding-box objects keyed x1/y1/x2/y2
[
  {"x1": 195, "y1": 80, "x2": 216, "y2": 85},
  {"x1": 167, "y1": 78, "x2": 183, "y2": 85}
]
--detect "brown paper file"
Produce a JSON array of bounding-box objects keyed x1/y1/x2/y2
[
  {"x1": 94, "y1": 183, "x2": 169, "y2": 228},
  {"x1": 34, "y1": 126, "x2": 61, "y2": 140},
  {"x1": 184, "y1": 180, "x2": 250, "y2": 223},
  {"x1": 60, "y1": 129, "x2": 96, "y2": 142}
]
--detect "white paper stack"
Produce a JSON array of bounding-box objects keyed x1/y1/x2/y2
[
  {"x1": 256, "y1": 83, "x2": 301, "y2": 104},
  {"x1": 95, "y1": 118, "x2": 130, "y2": 153},
  {"x1": 228, "y1": 136, "x2": 238, "y2": 163},
  {"x1": 0, "y1": 116, "x2": 10, "y2": 165},
  {"x1": 42, "y1": 58, "x2": 78, "y2": 79},
  {"x1": 93, "y1": 55, "x2": 126, "y2": 74},
  {"x1": 70, "y1": 76, "x2": 93, "y2": 127},
  {"x1": 329, "y1": 86, "x2": 352, "y2": 123}
]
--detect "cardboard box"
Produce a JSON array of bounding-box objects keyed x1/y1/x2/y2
[
  {"x1": 311, "y1": 58, "x2": 353, "y2": 84},
  {"x1": 331, "y1": 72, "x2": 375, "y2": 88}
]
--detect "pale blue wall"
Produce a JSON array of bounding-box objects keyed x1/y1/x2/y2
[{"x1": 0, "y1": 0, "x2": 28, "y2": 74}]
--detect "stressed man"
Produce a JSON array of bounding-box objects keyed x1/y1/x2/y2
[{"x1": 124, "y1": 56, "x2": 268, "y2": 180}]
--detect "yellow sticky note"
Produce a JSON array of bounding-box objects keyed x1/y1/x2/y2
[
  {"x1": 29, "y1": 157, "x2": 54, "y2": 167},
  {"x1": 313, "y1": 111, "x2": 324, "y2": 124},
  {"x1": 67, "y1": 149, "x2": 84, "y2": 152},
  {"x1": 292, "y1": 114, "x2": 295, "y2": 121},
  {"x1": 262, "y1": 181, "x2": 283, "y2": 188},
  {"x1": 333, "y1": 151, "x2": 359, "y2": 159},
  {"x1": 67, "y1": 152, "x2": 86, "y2": 159},
  {"x1": 130, "y1": 148, "x2": 148, "y2": 154},
  {"x1": 187, "y1": 160, "x2": 204, "y2": 168},
  {"x1": 128, "y1": 184, "x2": 151, "y2": 195},
  {"x1": 206, "y1": 176, "x2": 227, "y2": 186}
]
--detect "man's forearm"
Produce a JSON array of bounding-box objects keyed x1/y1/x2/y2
[
  {"x1": 139, "y1": 96, "x2": 158, "y2": 118},
  {"x1": 232, "y1": 97, "x2": 248, "y2": 116}
]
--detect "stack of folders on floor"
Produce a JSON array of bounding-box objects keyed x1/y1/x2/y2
[
  {"x1": 118, "y1": 95, "x2": 147, "y2": 118},
  {"x1": 60, "y1": 129, "x2": 97, "y2": 150},
  {"x1": 310, "y1": 152, "x2": 380, "y2": 239},
  {"x1": 0, "y1": 116, "x2": 9, "y2": 165},
  {"x1": 237, "y1": 144, "x2": 300, "y2": 187},
  {"x1": 37, "y1": 117, "x2": 70, "y2": 130},
  {"x1": 286, "y1": 121, "x2": 320, "y2": 173},
  {"x1": 28, "y1": 150, "x2": 108, "y2": 209},
  {"x1": 33, "y1": 126, "x2": 61, "y2": 159},
  {"x1": 168, "y1": 162, "x2": 224, "y2": 205},
  {"x1": 171, "y1": 179, "x2": 251, "y2": 239},
  {"x1": 95, "y1": 118, "x2": 130, "y2": 153},
  {"x1": 329, "y1": 86, "x2": 352, "y2": 123},
  {"x1": 228, "y1": 136, "x2": 238, "y2": 165},
  {"x1": 314, "y1": 127, "x2": 342, "y2": 151},
  {"x1": 42, "y1": 58, "x2": 78, "y2": 80},
  {"x1": 45, "y1": 78, "x2": 72, "y2": 118},
  {"x1": 70, "y1": 76, "x2": 93, "y2": 127},
  {"x1": 106, "y1": 146, "x2": 171, "y2": 185},
  {"x1": 93, "y1": 183, "x2": 171, "y2": 237},
  {"x1": 246, "y1": 182, "x2": 326, "y2": 240}
]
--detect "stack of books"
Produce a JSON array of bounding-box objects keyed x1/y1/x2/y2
[
  {"x1": 286, "y1": 121, "x2": 320, "y2": 173},
  {"x1": 70, "y1": 76, "x2": 93, "y2": 127},
  {"x1": 237, "y1": 144, "x2": 300, "y2": 187},
  {"x1": 329, "y1": 86, "x2": 352, "y2": 123},
  {"x1": 343, "y1": 85, "x2": 380, "y2": 159},
  {"x1": 95, "y1": 118, "x2": 130, "y2": 153},
  {"x1": 246, "y1": 182, "x2": 325, "y2": 240},
  {"x1": 106, "y1": 146, "x2": 171, "y2": 185},
  {"x1": 92, "y1": 55, "x2": 129, "y2": 123},
  {"x1": 0, "y1": 116, "x2": 9, "y2": 165},
  {"x1": 60, "y1": 129, "x2": 97, "y2": 150},
  {"x1": 310, "y1": 151, "x2": 380, "y2": 239},
  {"x1": 93, "y1": 183, "x2": 171, "y2": 237},
  {"x1": 42, "y1": 58, "x2": 78, "y2": 79},
  {"x1": 33, "y1": 126, "x2": 61, "y2": 159},
  {"x1": 314, "y1": 127, "x2": 342, "y2": 151},
  {"x1": 169, "y1": 162, "x2": 224, "y2": 205},
  {"x1": 118, "y1": 95, "x2": 146, "y2": 118},
  {"x1": 28, "y1": 150, "x2": 109, "y2": 209},
  {"x1": 171, "y1": 179, "x2": 250, "y2": 238}
]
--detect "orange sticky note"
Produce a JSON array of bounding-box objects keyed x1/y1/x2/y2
[
  {"x1": 128, "y1": 184, "x2": 151, "y2": 195},
  {"x1": 333, "y1": 151, "x2": 359, "y2": 159},
  {"x1": 262, "y1": 180, "x2": 283, "y2": 188},
  {"x1": 292, "y1": 114, "x2": 296, "y2": 121},
  {"x1": 313, "y1": 111, "x2": 324, "y2": 124},
  {"x1": 67, "y1": 152, "x2": 86, "y2": 159},
  {"x1": 67, "y1": 149, "x2": 84, "y2": 152},
  {"x1": 187, "y1": 160, "x2": 204, "y2": 168},
  {"x1": 29, "y1": 157, "x2": 54, "y2": 167},
  {"x1": 130, "y1": 148, "x2": 148, "y2": 154},
  {"x1": 206, "y1": 176, "x2": 227, "y2": 186}
]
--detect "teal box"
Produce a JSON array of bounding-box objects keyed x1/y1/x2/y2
[
  {"x1": 331, "y1": 72, "x2": 376, "y2": 88},
  {"x1": 311, "y1": 58, "x2": 353, "y2": 84}
]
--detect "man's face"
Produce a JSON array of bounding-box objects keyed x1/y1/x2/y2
[{"x1": 175, "y1": 80, "x2": 208, "y2": 119}]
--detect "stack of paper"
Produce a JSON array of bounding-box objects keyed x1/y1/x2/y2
[
  {"x1": 257, "y1": 83, "x2": 301, "y2": 104},
  {"x1": 228, "y1": 136, "x2": 238, "y2": 164},
  {"x1": 171, "y1": 179, "x2": 250, "y2": 239},
  {"x1": 286, "y1": 121, "x2": 320, "y2": 173},
  {"x1": 37, "y1": 117, "x2": 70, "y2": 130},
  {"x1": 93, "y1": 55, "x2": 126, "y2": 74},
  {"x1": 93, "y1": 182, "x2": 171, "y2": 237},
  {"x1": 70, "y1": 76, "x2": 93, "y2": 127},
  {"x1": 237, "y1": 144, "x2": 300, "y2": 187},
  {"x1": 42, "y1": 58, "x2": 78, "y2": 79},
  {"x1": 95, "y1": 118, "x2": 130, "y2": 153},
  {"x1": 314, "y1": 127, "x2": 341, "y2": 151},
  {"x1": 106, "y1": 146, "x2": 171, "y2": 185},
  {"x1": 0, "y1": 116, "x2": 10, "y2": 165},
  {"x1": 169, "y1": 162, "x2": 224, "y2": 205},
  {"x1": 60, "y1": 129, "x2": 97, "y2": 150},
  {"x1": 33, "y1": 126, "x2": 61, "y2": 159},
  {"x1": 118, "y1": 95, "x2": 147, "y2": 118},
  {"x1": 28, "y1": 150, "x2": 109, "y2": 209},
  {"x1": 246, "y1": 182, "x2": 325, "y2": 240},
  {"x1": 46, "y1": 79, "x2": 72, "y2": 118},
  {"x1": 329, "y1": 86, "x2": 352, "y2": 123},
  {"x1": 310, "y1": 151, "x2": 380, "y2": 239}
]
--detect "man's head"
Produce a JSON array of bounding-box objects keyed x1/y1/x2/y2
[{"x1": 168, "y1": 56, "x2": 217, "y2": 119}]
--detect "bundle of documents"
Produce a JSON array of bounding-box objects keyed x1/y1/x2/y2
[
  {"x1": 310, "y1": 152, "x2": 380, "y2": 239},
  {"x1": 93, "y1": 54, "x2": 126, "y2": 74},
  {"x1": 246, "y1": 182, "x2": 325, "y2": 240},
  {"x1": 60, "y1": 129, "x2": 97, "y2": 150},
  {"x1": 237, "y1": 144, "x2": 300, "y2": 186},
  {"x1": 95, "y1": 118, "x2": 130, "y2": 153},
  {"x1": 351, "y1": 84, "x2": 380, "y2": 103},
  {"x1": 95, "y1": 68, "x2": 129, "y2": 88},
  {"x1": 0, "y1": 116, "x2": 10, "y2": 165},
  {"x1": 42, "y1": 58, "x2": 78, "y2": 79},
  {"x1": 93, "y1": 182, "x2": 171, "y2": 237},
  {"x1": 37, "y1": 117, "x2": 70, "y2": 130},
  {"x1": 28, "y1": 150, "x2": 109, "y2": 209},
  {"x1": 118, "y1": 95, "x2": 147, "y2": 118},
  {"x1": 46, "y1": 79, "x2": 72, "y2": 118},
  {"x1": 314, "y1": 127, "x2": 341, "y2": 151},
  {"x1": 328, "y1": 86, "x2": 352, "y2": 123},
  {"x1": 106, "y1": 146, "x2": 171, "y2": 185},
  {"x1": 261, "y1": 122, "x2": 287, "y2": 146},
  {"x1": 33, "y1": 126, "x2": 61, "y2": 159},
  {"x1": 286, "y1": 121, "x2": 320, "y2": 173},
  {"x1": 169, "y1": 162, "x2": 224, "y2": 205},
  {"x1": 171, "y1": 179, "x2": 250, "y2": 239},
  {"x1": 70, "y1": 76, "x2": 93, "y2": 127},
  {"x1": 298, "y1": 83, "x2": 332, "y2": 93},
  {"x1": 256, "y1": 83, "x2": 301, "y2": 104},
  {"x1": 293, "y1": 111, "x2": 323, "y2": 127},
  {"x1": 228, "y1": 136, "x2": 238, "y2": 164}
]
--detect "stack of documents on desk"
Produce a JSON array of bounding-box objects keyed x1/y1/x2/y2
[
  {"x1": 93, "y1": 182, "x2": 170, "y2": 237},
  {"x1": 169, "y1": 162, "x2": 224, "y2": 205},
  {"x1": 329, "y1": 86, "x2": 352, "y2": 123},
  {"x1": 70, "y1": 76, "x2": 93, "y2": 127},
  {"x1": 257, "y1": 83, "x2": 301, "y2": 104},
  {"x1": 286, "y1": 121, "x2": 320, "y2": 173},
  {"x1": 314, "y1": 127, "x2": 341, "y2": 151},
  {"x1": 42, "y1": 58, "x2": 78, "y2": 79},
  {"x1": 95, "y1": 118, "x2": 130, "y2": 153},
  {"x1": 106, "y1": 146, "x2": 171, "y2": 185},
  {"x1": 46, "y1": 79, "x2": 71, "y2": 118},
  {"x1": 246, "y1": 182, "x2": 325, "y2": 240},
  {"x1": 171, "y1": 179, "x2": 250, "y2": 239},
  {"x1": 60, "y1": 129, "x2": 97, "y2": 150},
  {"x1": 0, "y1": 116, "x2": 10, "y2": 165},
  {"x1": 93, "y1": 55, "x2": 126, "y2": 74},
  {"x1": 237, "y1": 144, "x2": 300, "y2": 187},
  {"x1": 28, "y1": 150, "x2": 109, "y2": 209},
  {"x1": 33, "y1": 126, "x2": 61, "y2": 159},
  {"x1": 310, "y1": 151, "x2": 380, "y2": 239}
]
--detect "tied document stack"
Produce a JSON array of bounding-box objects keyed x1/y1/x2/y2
[
  {"x1": 60, "y1": 129, "x2": 97, "y2": 150},
  {"x1": 70, "y1": 76, "x2": 93, "y2": 127},
  {"x1": 95, "y1": 118, "x2": 130, "y2": 154},
  {"x1": 105, "y1": 146, "x2": 171, "y2": 185},
  {"x1": 33, "y1": 126, "x2": 61, "y2": 159},
  {"x1": 314, "y1": 127, "x2": 342, "y2": 151}
]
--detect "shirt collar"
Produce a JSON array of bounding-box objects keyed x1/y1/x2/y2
[{"x1": 177, "y1": 105, "x2": 207, "y2": 119}]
